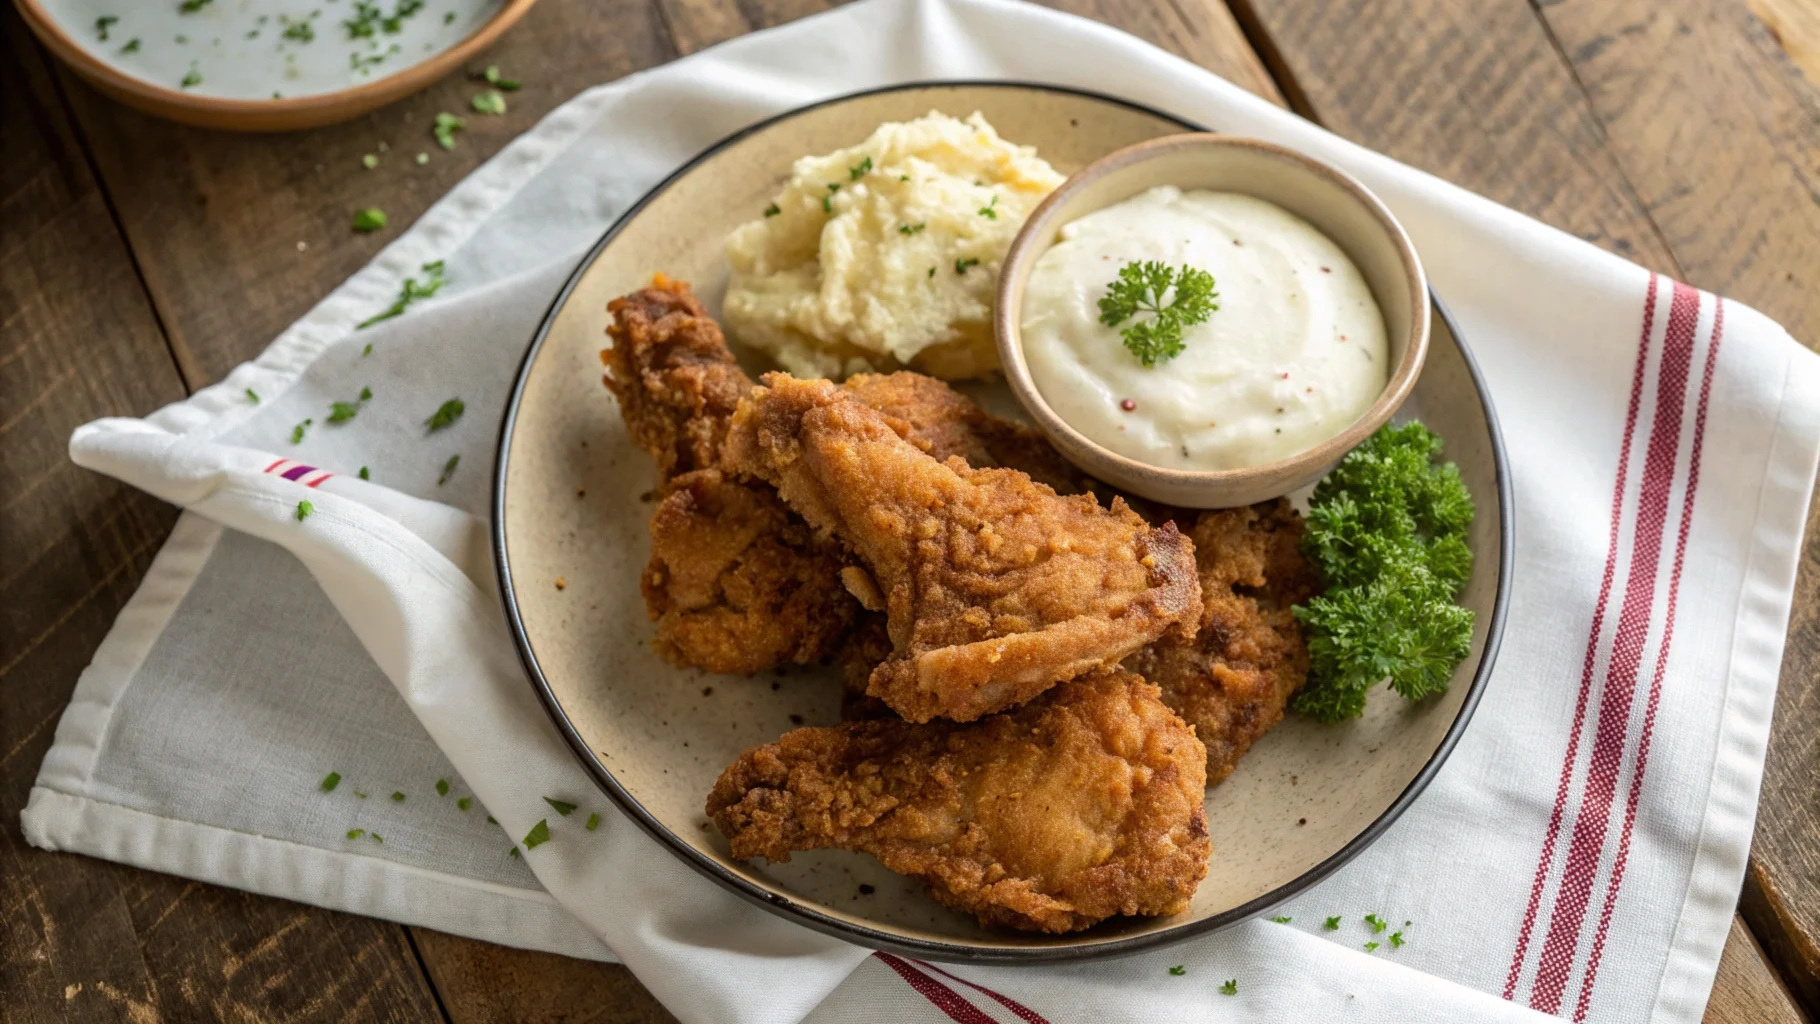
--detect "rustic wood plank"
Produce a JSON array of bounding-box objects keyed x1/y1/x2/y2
[
  {"x1": 52, "y1": 0, "x2": 678, "y2": 388},
  {"x1": 412, "y1": 930, "x2": 679, "y2": 1023},
  {"x1": 1706, "y1": 915, "x2": 1811, "y2": 1024},
  {"x1": 1, "y1": 9, "x2": 449, "y2": 1024}
]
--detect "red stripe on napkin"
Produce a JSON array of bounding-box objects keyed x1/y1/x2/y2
[
  {"x1": 875, "y1": 953, "x2": 998, "y2": 1023},
  {"x1": 1529, "y1": 281, "x2": 1704, "y2": 1013},
  {"x1": 1506, "y1": 274, "x2": 1660, "y2": 1001},
  {"x1": 913, "y1": 959, "x2": 1052, "y2": 1024},
  {"x1": 1573, "y1": 298, "x2": 1724, "y2": 1021}
]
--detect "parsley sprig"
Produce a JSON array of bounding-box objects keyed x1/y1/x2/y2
[
  {"x1": 1292, "y1": 422, "x2": 1475, "y2": 721},
  {"x1": 1096, "y1": 261, "x2": 1218, "y2": 367}
]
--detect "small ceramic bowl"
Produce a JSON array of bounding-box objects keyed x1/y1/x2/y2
[
  {"x1": 995, "y1": 134, "x2": 1430, "y2": 508},
  {"x1": 13, "y1": 0, "x2": 539, "y2": 131}
]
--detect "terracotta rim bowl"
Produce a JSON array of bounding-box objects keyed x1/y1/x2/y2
[
  {"x1": 996, "y1": 134, "x2": 1430, "y2": 508},
  {"x1": 12, "y1": 0, "x2": 540, "y2": 132}
]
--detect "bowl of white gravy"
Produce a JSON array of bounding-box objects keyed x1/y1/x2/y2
[{"x1": 996, "y1": 135, "x2": 1429, "y2": 507}]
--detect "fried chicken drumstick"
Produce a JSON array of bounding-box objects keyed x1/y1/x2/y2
[
  {"x1": 724, "y1": 374, "x2": 1202, "y2": 722},
  {"x1": 707, "y1": 670, "x2": 1210, "y2": 932},
  {"x1": 1124, "y1": 500, "x2": 1319, "y2": 784}
]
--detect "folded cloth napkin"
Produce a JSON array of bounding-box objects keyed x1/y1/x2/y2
[{"x1": 25, "y1": 0, "x2": 1819, "y2": 1020}]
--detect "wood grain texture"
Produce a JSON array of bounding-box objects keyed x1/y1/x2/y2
[
  {"x1": 1707, "y1": 916, "x2": 1812, "y2": 1024},
  {"x1": 1749, "y1": 0, "x2": 1820, "y2": 87},
  {"x1": 413, "y1": 929, "x2": 679, "y2": 1024},
  {"x1": 1, "y1": 10, "x2": 446, "y2": 1024},
  {"x1": 52, "y1": 0, "x2": 677, "y2": 389}
]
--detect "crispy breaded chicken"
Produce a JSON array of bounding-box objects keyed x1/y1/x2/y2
[
  {"x1": 707, "y1": 670, "x2": 1210, "y2": 932},
  {"x1": 841, "y1": 372, "x2": 1088, "y2": 495},
  {"x1": 644, "y1": 470, "x2": 856, "y2": 674},
  {"x1": 723, "y1": 375, "x2": 1202, "y2": 723},
  {"x1": 1124, "y1": 499, "x2": 1319, "y2": 784}
]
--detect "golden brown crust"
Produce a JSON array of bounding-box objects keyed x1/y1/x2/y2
[
  {"x1": 706, "y1": 670, "x2": 1210, "y2": 932},
  {"x1": 1123, "y1": 499, "x2": 1320, "y2": 784},
  {"x1": 602, "y1": 275, "x2": 753, "y2": 480},
  {"x1": 643, "y1": 470, "x2": 856, "y2": 674},
  {"x1": 723, "y1": 374, "x2": 1203, "y2": 723},
  {"x1": 841, "y1": 372, "x2": 1089, "y2": 495}
]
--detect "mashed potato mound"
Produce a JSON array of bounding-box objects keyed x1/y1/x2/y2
[{"x1": 723, "y1": 112, "x2": 1064, "y2": 380}]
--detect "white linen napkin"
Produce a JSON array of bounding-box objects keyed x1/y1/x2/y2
[{"x1": 25, "y1": 0, "x2": 1819, "y2": 1020}]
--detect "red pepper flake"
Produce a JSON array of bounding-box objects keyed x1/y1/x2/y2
[
  {"x1": 1281, "y1": 372, "x2": 1291, "y2": 379},
  {"x1": 1232, "y1": 238, "x2": 1243, "y2": 246},
  {"x1": 1306, "y1": 386, "x2": 1314, "y2": 393},
  {"x1": 1119, "y1": 398, "x2": 1136, "y2": 411},
  {"x1": 1340, "y1": 334, "x2": 1349, "y2": 341},
  {"x1": 1320, "y1": 266, "x2": 1332, "y2": 273}
]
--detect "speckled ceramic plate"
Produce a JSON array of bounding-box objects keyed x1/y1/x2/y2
[{"x1": 493, "y1": 82, "x2": 1513, "y2": 963}]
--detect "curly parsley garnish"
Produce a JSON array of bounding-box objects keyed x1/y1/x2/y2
[
  {"x1": 1292, "y1": 422, "x2": 1475, "y2": 722},
  {"x1": 1097, "y1": 261, "x2": 1218, "y2": 367}
]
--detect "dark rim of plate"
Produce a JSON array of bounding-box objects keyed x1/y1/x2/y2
[{"x1": 491, "y1": 80, "x2": 1515, "y2": 965}]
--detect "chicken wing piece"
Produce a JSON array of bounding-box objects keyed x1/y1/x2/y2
[
  {"x1": 602, "y1": 274, "x2": 753, "y2": 480},
  {"x1": 1123, "y1": 499, "x2": 1320, "y2": 784},
  {"x1": 707, "y1": 670, "x2": 1210, "y2": 932},
  {"x1": 644, "y1": 469, "x2": 857, "y2": 674},
  {"x1": 723, "y1": 374, "x2": 1202, "y2": 723},
  {"x1": 840, "y1": 372, "x2": 1089, "y2": 495}
]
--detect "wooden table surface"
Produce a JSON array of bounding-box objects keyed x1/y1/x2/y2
[{"x1": 4, "y1": 0, "x2": 1818, "y2": 1019}]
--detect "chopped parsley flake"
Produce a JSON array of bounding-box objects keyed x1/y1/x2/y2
[
  {"x1": 245, "y1": 388, "x2": 260, "y2": 404},
  {"x1": 371, "y1": 833, "x2": 383, "y2": 843},
  {"x1": 444, "y1": 10, "x2": 455, "y2": 23},
  {"x1": 391, "y1": 791, "x2": 406, "y2": 802},
  {"x1": 437, "y1": 454, "x2": 460, "y2": 485},
  {"x1": 763, "y1": 203, "x2": 781, "y2": 217},
  {"x1": 291, "y1": 418, "x2": 312, "y2": 444},
  {"x1": 543, "y1": 797, "x2": 576, "y2": 816},
  {"x1": 435, "y1": 779, "x2": 450, "y2": 796},
  {"x1": 849, "y1": 156, "x2": 872, "y2": 180},
  {"x1": 358, "y1": 259, "x2": 446, "y2": 328},
  {"x1": 433, "y1": 112, "x2": 464, "y2": 150},
  {"x1": 354, "y1": 791, "x2": 368, "y2": 799},
  {"x1": 345, "y1": 1, "x2": 381, "y2": 37},
  {"x1": 821, "y1": 193, "x2": 833, "y2": 214},
  {"x1": 320, "y1": 771, "x2": 341, "y2": 791},
  {"x1": 179, "y1": 0, "x2": 212, "y2": 12},
  {"x1": 508, "y1": 846, "x2": 520, "y2": 858},
  {"x1": 898, "y1": 222, "x2": 925, "y2": 235},
  {"x1": 352, "y1": 207, "x2": 387, "y2": 233},
  {"x1": 471, "y1": 89, "x2": 506, "y2": 115},
  {"x1": 1364, "y1": 913, "x2": 1387, "y2": 934},
  {"x1": 899, "y1": 174, "x2": 910, "y2": 181},
  {"x1": 357, "y1": 466, "x2": 371, "y2": 480},
  {"x1": 1271, "y1": 915, "x2": 1292, "y2": 923},
  {"x1": 95, "y1": 15, "x2": 118, "y2": 40},
  {"x1": 1167, "y1": 965, "x2": 1185, "y2": 976},
  {"x1": 328, "y1": 402, "x2": 360, "y2": 423},
  {"x1": 481, "y1": 65, "x2": 520, "y2": 90},
  {"x1": 180, "y1": 66, "x2": 202, "y2": 89},
  {"x1": 426, "y1": 398, "x2": 464, "y2": 431},
  {"x1": 928, "y1": 267, "x2": 936, "y2": 278},
  {"x1": 362, "y1": 153, "x2": 379, "y2": 169},
  {"x1": 1389, "y1": 931, "x2": 1405, "y2": 948},
  {"x1": 457, "y1": 796, "x2": 472, "y2": 811},
  {"x1": 979, "y1": 194, "x2": 998, "y2": 219},
  {"x1": 585, "y1": 812, "x2": 600, "y2": 831},
  {"x1": 1098, "y1": 260, "x2": 1218, "y2": 367},
  {"x1": 486, "y1": 815, "x2": 497, "y2": 824},
  {"x1": 347, "y1": 828, "x2": 365, "y2": 840},
  {"x1": 1219, "y1": 979, "x2": 1238, "y2": 996},
  {"x1": 282, "y1": 19, "x2": 314, "y2": 42},
  {"x1": 1364, "y1": 941, "x2": 1380, "y2": 953},
  {"x1": 955, "y1": 257, "x2": 979, "y2": 274},
  {"x1": 295, "y1": 500, "x2": 313, "y2": 521},
  {"x1": 121, "y1": 38, "x2": 141, "y2": 53},
  {"x1": 522, "y1": 819, "x2": 550, "y2": 849},
  {"x1": 351, "y1": 43, "x2": 401, "y2": 73},
  {"x1": 1324, "y1": 916, "x2": 1341, "y2": 930}
]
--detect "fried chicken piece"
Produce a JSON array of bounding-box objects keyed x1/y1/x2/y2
[
  {"x1": 841, "y1": 373, "x2": 1089, "y2": 495},
  {"x1": 602, "y1": 275, "x2": 753, "y2": 480},
  {"x1": 643, "y1": 470, "x2": 857, "y2": 674},
  {"x1": 1123, "y1": 499, "x2": 1320, "y2": 784},
  {"x1": 708, "y1": 670, "x2": 1209, "y2": 932},
  {"x1": 724, "y1": 375, "x2": 1202, "y2": 723}
]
